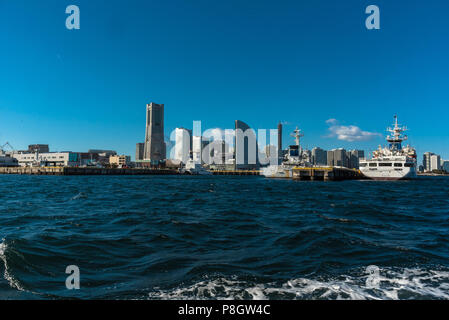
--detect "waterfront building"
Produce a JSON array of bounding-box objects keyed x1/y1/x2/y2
[
  {"x1": 109, "y1": 155, "x2": 131, "y2": 167},
  {"x1": 28, "y1": 144, "x2": 49, "y2": 153},
  {"x1": 136, "y1": 143, "x2": 145, "y2": 161},
  {"x1": 442, "y1": 160, "x2": 449, "y2": 173},
  {"x1": 206, "y1": 140, "x2": 231, "y2": 170},
  {"x1": 430, "y1": 154, "x2": 441, "y2": 171},
  {"x1": 312, "y1": 147, "x2": 327, "y2": 166},
  {"x1": 277, "y1": 122, "x2": 283, "y2": 161},
  {"x1": 423, "y1": 152, "x2": 434, "y2": 172},
  {"x1": 13, "y1": 152, "x2": 79, "y2": 167},
  {"x1": 234, "y1": 120, "x2": 259, "y2": 170},
  {"x1": 87, "y1": 149, "x2": 117, "y2": 166},
  {"x1": 192, "y1": 136, "x2": 202, "y2": 163},
  {"x1": 327, "y1": 148, "x2": 347, "y2": 167},
  {"x1": 174, "y1": 128, "x2": 192, "y2": 164},
  {"x1": 144, "y1": 102, "x2": 166, "y2": 163},
  {"x1": 347, "y1": 149, "x2": 365, "y2": 169}
]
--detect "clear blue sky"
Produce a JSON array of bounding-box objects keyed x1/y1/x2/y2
[{"x1": 1, "y1": 0, "x2": 448, "y2": 160}]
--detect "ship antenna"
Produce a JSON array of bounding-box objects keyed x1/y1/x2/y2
[{"x1": 291, "y1": 126, "x2": 304, "y2": 147}]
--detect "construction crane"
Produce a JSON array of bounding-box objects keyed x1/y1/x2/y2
[{"x1": 0, "y1": 142, "x2": 15, "y2": 154}]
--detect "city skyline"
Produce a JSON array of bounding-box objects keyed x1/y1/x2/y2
[{"x1": 1, "y1": 0, "x2": 449, "y2": 159}]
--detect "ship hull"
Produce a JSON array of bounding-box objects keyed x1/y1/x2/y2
[{"x1": 360, "y1": 166, "x2": 417, "y2": 181}]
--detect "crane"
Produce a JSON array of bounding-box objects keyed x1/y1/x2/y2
[{"x1": 0, "y1": 142, "x2": 15, "y2": 153}]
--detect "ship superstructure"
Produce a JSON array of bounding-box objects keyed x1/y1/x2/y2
[
  {"x1": 359, "y1": 116, "x2": 417, "y2": 180},
  {"x1": 261, "y1": 126, "x2": 311, "y2": 178}
]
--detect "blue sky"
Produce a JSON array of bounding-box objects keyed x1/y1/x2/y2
[{"x1": 1, "y1": 0, "x2": 448, "y2": 160}]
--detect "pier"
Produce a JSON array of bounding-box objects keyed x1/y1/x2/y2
[
  {"x1": 211, "y1": 170, "x2": 260, "y2": 176},
  {"x1": 292, "y1": 167, "x2": 363, "y2": 181},
  {"x1": 0, "y1": 167, "x2": 179, "y2": 176}
]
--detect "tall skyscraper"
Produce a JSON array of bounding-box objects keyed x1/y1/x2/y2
[
  {"x1": 135, "y1": 143, "x2": 145, "y2": 161},
  {"x1": 144, "y1": 102, "x2": 166, "y2": 162},
  {"x1": 277, "y1": 122, "x2": 283, "y2": 159}
]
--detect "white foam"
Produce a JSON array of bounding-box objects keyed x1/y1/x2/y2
[
  {"x1": 148, "y1": 267, "x2": 449, "y2": 300},
  {"x1": 0, "y1": 239, "x2": 26, "y2": 292}
]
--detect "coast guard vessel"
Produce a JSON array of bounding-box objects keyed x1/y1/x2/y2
[
  {"x1": 261, "y1": 127, "x2": 311, "y2": 178},
  {"x1": 359, "y1": 116, "x2": 417, "y2": 180}
]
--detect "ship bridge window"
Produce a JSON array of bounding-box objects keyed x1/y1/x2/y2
[
  {"x1": 359, "y1": 163, "x2": 367, "y2": 167},
  {"x1": 369, "y1": 163, "x2": 377, "y2": 167},
  {"x1": 404, "y1": 163, "x2": 414, "y2": 167},
  {"x1": 379, "y1": 163, "x2": 392, "y2": 167},
  {"x1": 394, "y1": 163, "x2": 402, "y2": 167}
]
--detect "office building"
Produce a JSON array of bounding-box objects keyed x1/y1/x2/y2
[
  {"x1": 28, "y1": 144, "x2": 50, "y2": 153},
  {"x1": 277, "y1": 122, "x2": 283, "y2": 161},
  {"x1": 327, "y1": 148, "x2": 347, "y2": 167},
  {"x1": 13, "y1": 152, "x2": 79, "y2": 167},
  {"x1": 235, "y1": 120, "x2": 259, "y2": 170},
  {"x1": 192, "y1": 136, "x2": 202, "y2": 163},
  {"x1": 312, "y1": 147, "x2": 327, "y2": 166},
  {"x1": 442, "y1": 160, "x2": 449, "y2": 173},
  {"x1": 423, "y1": 152, "x2": 434, "y2": 172},
  {"x1": 109, "y1": 155, "x2": 131, "y2": 167},
  {"x1": 144, "y1": 102, "x2": 166, "y2": 163},
  {"x1": 430, "y1": 154, "x2": 441, "y2": 171},
  {"x1": 136, "y1": 143, "x2": 145, "y2": 161},
  {"x1": 347, "y1": 149, "x2": 365, "y2": 169},
  {"x1": 173, "y1": 128, "x2": 192, "y2": 164}
]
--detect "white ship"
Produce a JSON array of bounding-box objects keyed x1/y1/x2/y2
[
  {"x1": 359, "y1": 116, "x2": 417, "y2": 180},
  {"x1": 261, "y1": 127, "x2": 311, "y2": 178}
]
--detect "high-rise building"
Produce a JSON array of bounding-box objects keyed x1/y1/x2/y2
[
  {"x1": 442, "y1": 160, "x2": 449, "y2": 173},
  {"x1": 192, "y1": 136, "x2": 202, "y2": 163},
  {"x1": 423, "y1": 152, "x2": 434, "y2": 172},
  {"x1": 144, "y1": 102, "x2": 166, "y2": 162},
  {"x1": 235, "y1": 120, "x2": 259, "y2": 170},
  {"x1": 327, "y1": 148, "x2": 347, "y2": 167},
  {"x1": 277, "y1": 122, "x2": 283, "y2": 160},
  {"x1": 312, "y1": 147, "x2": 327, "y2": 166},
  {"x1": 173, "y1": 128, "x2": 192, "y2": 164},
  {"x1": 347, "y1": 149, "x2": 365, "y2": 169},
  {"x1": 136, "y1": 143, "x2": 145, "y2": 161},
  {"x1": 430, "y1": 154, "x2": 441, "y2": 171}
]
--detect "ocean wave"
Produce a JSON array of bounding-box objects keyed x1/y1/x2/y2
[
  {"x1": 147, "y1": 267, "x2": 449, "y2": 300},
  {"x1": 0, "y1": 239, "x2": 26, "y2": 292}
]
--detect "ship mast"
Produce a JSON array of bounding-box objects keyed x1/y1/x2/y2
[
  {"x1": 386, "y1": 115, "x2": 408, "y2": 152},
  {"x1": 386, "y1": 115, "x2": 408, "y2": 143},
  {"x1": 291, "y1": 127, "x2": 304, "y2": 147}
]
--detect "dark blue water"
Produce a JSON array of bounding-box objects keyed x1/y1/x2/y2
[{"x1": 0, "y1": 175, "x2": 448, "y2": 299}]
